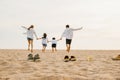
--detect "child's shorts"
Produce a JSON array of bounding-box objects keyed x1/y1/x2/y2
[
  {"x1": 42, "y1": 44, "x2": 47, "y2": 47},
  {"x1": 52, "y1": 44, "x2": 56, "y2": 48}
]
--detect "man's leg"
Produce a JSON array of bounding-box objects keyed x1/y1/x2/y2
[
  {"x1": 66, "y1": 39, "x2": 72, "y2": 53},
  {"x1": 66, "y1": 44, "x2": 70, "y2": 52}
]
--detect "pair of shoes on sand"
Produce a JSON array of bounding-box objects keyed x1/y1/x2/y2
[
  {"x1": 64, "y1": 55, "x2": 76, "y2": 62},
  {"x1": 112, "y1": 54, "x2": 120, "y2": 60},
  {"x1": 28, "y1": 54, "x2": 40, "y2": 62}
]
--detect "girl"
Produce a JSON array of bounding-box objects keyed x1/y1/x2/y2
[{"x1": 38, "y1": 33, "x2": 48, "y2": 52}]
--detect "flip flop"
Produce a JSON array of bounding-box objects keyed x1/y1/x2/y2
[
  {"x1": 69, "y1": 56, "x2": 76, "y2": 61},
  {"x1": 112, "y1": 57, "x2": 120, "y2": 60},
  {"x1": 64, "y1": 55, "x2": 69, "y2": 62},
  {"x1": 33, "y1": 54, "x2": 40, "y2": 62},
  {"x1": 28, "y1": 53, "x2": 34, "y2": 60},
  {"x1": 112, "y1": 55, "x2": 120, "y2": 60}
]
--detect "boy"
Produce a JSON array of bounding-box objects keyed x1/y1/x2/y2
[{"x1": 49, "y1": 37, "x2": 60, "y2": 52}]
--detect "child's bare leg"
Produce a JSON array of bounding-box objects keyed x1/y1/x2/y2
[
  {"x1": 42, "y1": 46, "x2": 46, "y2": 52},
  {"x1": 55, "y1": 48, "x2": 57, "y2": 51},
  {"x1": 52, "y1": 48, "x2": 54, "y2": 52}
]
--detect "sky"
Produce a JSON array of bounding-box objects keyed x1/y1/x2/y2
[{"x1": 0, "y1": 0, "x2": 120, "y2": 50}]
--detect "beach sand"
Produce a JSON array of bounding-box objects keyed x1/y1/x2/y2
[{"x1": 0, "y1": 49, "x2": 120, "y2": 80}]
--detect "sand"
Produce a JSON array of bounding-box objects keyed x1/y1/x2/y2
[{"x1": 0, "y1": 49, "x2": 120, "y2": 80}]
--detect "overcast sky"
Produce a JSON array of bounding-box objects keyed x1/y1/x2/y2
[{"x1": 0, "y1": 0, "x2": 120, "y2": 50}]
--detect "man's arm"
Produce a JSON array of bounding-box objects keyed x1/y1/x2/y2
[
  {"x1": 72, "y1": 27, "x2": 83, "y2": 31},
  {"x1": 60, "y1": 29, "x2": 67, "y2": 40}
]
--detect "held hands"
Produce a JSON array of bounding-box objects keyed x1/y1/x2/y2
[
  {"x1": 60, "y1": 38, "x2": 62, "y2": 40},
  {"x1": 80, "y1": 27, "x2": 83, "y2": 30},
  {"x1": 36, "y1": 38, "x2": 41, "y2": 40},
  {"x1": 36, "y1": 38, "x2": 38, "y2": 40}
]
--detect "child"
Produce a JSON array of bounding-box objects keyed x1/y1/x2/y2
[
  {"x1": 38, "y1": 33, "x2": 48, "y2": 52},
  {"x1": 49, "y1": 37, "x2": 60, "y2": 52}
]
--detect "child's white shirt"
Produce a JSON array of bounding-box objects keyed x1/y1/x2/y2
[
  {"x1": 42, "y1": 38, "x2": 48, "y2": 44},
  {"x1": 51, "y1": 40, "x2": 57, "y2": 44}
]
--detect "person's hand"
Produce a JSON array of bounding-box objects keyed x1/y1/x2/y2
[
  {"x1": 60, "y1": 38, "x2": 62, "y2": 40},
  {"x1": 37, "y1": 38, "x2": 39, "y2": 40},
  {"x1": 81, "y1": 27, "x2": 83, "y2": 29}
]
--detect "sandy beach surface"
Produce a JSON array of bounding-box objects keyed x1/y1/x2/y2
[{"x1": 0, "y1": 49, "x2": 120, "y2": 80}]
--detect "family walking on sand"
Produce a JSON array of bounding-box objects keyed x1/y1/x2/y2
[{"x1": 21, "y1": 24, "x2": 83, "y2": 53}]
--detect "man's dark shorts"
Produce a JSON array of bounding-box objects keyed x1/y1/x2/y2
[{"x1": 66, "y1": 39, "x2": 72, "y2": 45}]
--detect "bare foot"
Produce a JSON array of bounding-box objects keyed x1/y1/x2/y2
[
  {"x1": 28, "y1": 48, "x2": 30, "y2": 51},
  {"x1": 31, "y1": 50, "x2": 33, "y2": 53},
  {"x1": 42, "y1": 49, "x2": 44, "y2": 52}
]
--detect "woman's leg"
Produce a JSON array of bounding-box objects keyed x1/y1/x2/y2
[
  {"x1": 28, "y1": 40, "x2": 30, "y2": 51},
  {"x1": 30, "y1": 40, "x2": 33, "y2": 52}
]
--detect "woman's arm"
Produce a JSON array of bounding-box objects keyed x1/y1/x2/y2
[
  {"x1": 57, "y1": 39, "x2": 61, "y2": 41},
  {"x1": 21, "y1": 26, "x2": 28, "y2": 30},
  {"x1": 33, "y1": 30, "x2": 38, "y2": 39}
]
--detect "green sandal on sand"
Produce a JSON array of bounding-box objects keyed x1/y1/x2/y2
[
  {"x1": 33, "y1": 54, "x2": 40, "y2": 62},
  {"x1": 28, "y1": 54, "x2": 34, "y2": 60},
  {"x1": 112, "y1": 55, "x2": 120, "y2": 60}
]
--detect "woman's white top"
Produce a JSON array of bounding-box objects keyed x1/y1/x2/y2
[
  {"x1": 22, "y1": 26, "x2": 37, "y2": 39},
  {"x1": 27, "y1": 28, "x2": 37, "y2": 39}
]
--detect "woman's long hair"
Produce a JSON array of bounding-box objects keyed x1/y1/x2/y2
[{"x1": 28, "y1": 25, "x2": 34, "y2": 30}]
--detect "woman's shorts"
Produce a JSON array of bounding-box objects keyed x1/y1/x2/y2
[
  {"x1": 27, "y1": 37, "x2": 33, "y2": 40},
  {"x1": 66, "y1": 39, "x2": 72, "y2": 45},
  {"x1": 52, "y1": 44, "x2": 56, "y2": 48}
]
